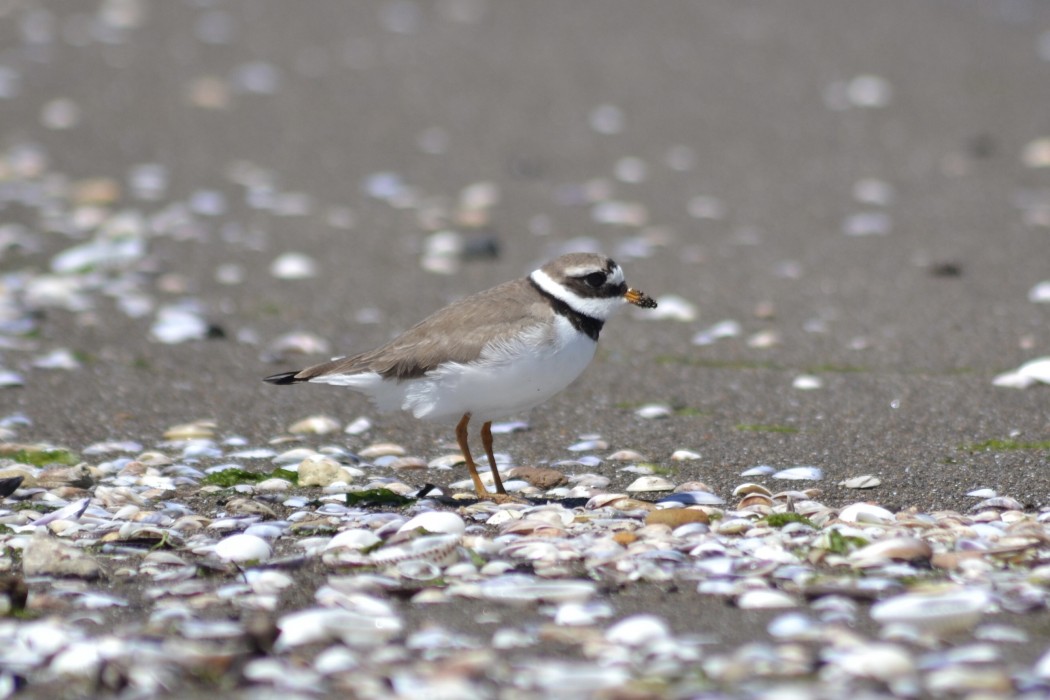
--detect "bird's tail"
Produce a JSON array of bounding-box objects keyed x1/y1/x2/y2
[{"x1": 263, "y1": 371, "x2": 304, "y2": 385}]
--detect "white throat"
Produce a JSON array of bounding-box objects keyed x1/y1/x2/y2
[{"x1": 530, "y1": 268, "x2": 626, "y2": 321}]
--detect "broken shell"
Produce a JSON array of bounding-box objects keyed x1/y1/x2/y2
[{"x1": 840, "y1": 475, "x2": 881, "y2": 489}]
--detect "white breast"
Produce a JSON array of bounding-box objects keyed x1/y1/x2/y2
[{"x1": 312, "y1": 316, "x2": 597, "y2": 424}]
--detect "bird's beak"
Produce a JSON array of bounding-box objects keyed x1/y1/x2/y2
[{"x1": 624, "y1": 288, "x2": 658, "y2": 309}]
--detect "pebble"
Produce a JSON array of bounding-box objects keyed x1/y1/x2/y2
[{"x1": 21, "y1": 535, "x2": 101, "y2": 579}]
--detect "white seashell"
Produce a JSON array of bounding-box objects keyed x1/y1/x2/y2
[
  {"x1": 830, "y1": 643, "x2": 916, "y2": 681},
  {"x1": 397, "y1": 512, "x2": 465, "y2": 536},
  {"x1": 733, "y1": 483, "x2": 773, "y2": 497},
  {"x1": 966, "y1": 488, "x2": 997, "y2": 498},
  {"x1": 1017, "y1": 357, "x2": 1050, "y2": 384},
  {"x1": 150, "y1": 304, "x2": 208, "y2": 344},
  {"x1": 626, "y1": 476, "x2": 675, "y2": 492},
  {"x1": 554, "y1": 601, "x2": 614, "y2": 626},
  {"x1": 871, "y1": 588, "x2": 990, "y2": 635},
  {"x1": 314, "y1": 646, "x2": 359, "y2": 675},
  {"x1": 767, "y1": 612, "x2": 819, "y2": 640},
  {"x1": 737, "y1": 589, "x2": 797, "y2": 610},
  {"x1": 1036, "y1": 647, "x2": 1050, "y2": 679},
  {"x1": 270, "y1": 252, "x2": 318, "y2": 279},
  {"x1": 992, "y1": 370, "x2": 1035, "y2": 388},
  {"x1": 344, "y1": 416, "x2": 372, "y2": 435},
  {"x1": 792, "y1": 375, "x2": 823, "y2": 390},
  {"x1": 213, "y1": 533, "x2": 271, "y2": 563},
  {"x1": 288, "y1": 415, "x2": 341, "y2": 435},
  {"x1": 490, "y1": 420, "x2": 529, "y2": 434},
  {"x1": 607, "y1": 449, "x2": 647, "y2": 462},
  {"x1": 396, "y1": 560, "x2": 441, "y2": 581},
  {"x1": 995, "y1": 357, "x2": 1050, "y2": 388},
  {"x1": 1029, "y1": 281, "x2": 1050, "y2": 303},
  {"x1": 772, "y1": 466, "x2": 823, "y2": 481},
  {"x1": 605, "y1": 615, "x2": 671, "y2": 645},
  {"x1": 272, "y1": 447, "x2": 321, "y2": 465},
  {"x1": 478, "y1": 575, "x2": 597, "y2": 604},
  {"x1": 838, "y1": 502, "x2": 895, "y2": 524},
  {"x1": 971, "y1": 496, "x2": 1023, "y2": 511},
  {"x1": 246, "y1": 570, "x2": 295, "y2": 595},
  {"x1": 326, "y1": 529, "x2": 381, "y2": 551},
  {"x1": 740, "y1": 465, "x2": 776, "y2": 477},
  {"x1": 691, "y1": 319, "x2": 741, "y2": 346},
  {"x1": 276, "y1": 608, "x2": 401, "y2": 650},
  {"x1": 670, "y1": 449, "x2": 701, "y2": 461},
  {"x1": 849, "y1": 537, "x2": 932, "y2": 568},
  {"x1": 567, "y1": 439, "x2": 608, "y2": 452},
  {"x1": 358, "y1": 442, "x2": 407, "y2": 458},
  {"x1": 635, "y1": 404, "x2": 671, "y2": 420},
  {"x1": 748, "y1": 330, "x2": 781, "y2": 348},
  {"x1": 840, "y1": 475, "x2": 881, "y2": 489}
]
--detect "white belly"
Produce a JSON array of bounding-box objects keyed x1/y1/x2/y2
[{"x1": 311, "y1": 316, "x2": 597, "y2": 424}]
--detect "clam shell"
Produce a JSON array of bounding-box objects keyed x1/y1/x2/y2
[
  {"x1": 626, "y1": 476, "x2": 675, "y2": 493},
  {"x1": 871, "y1": 588, "x2": 990, "y2": 635},
  {"x1": 849, "y1": 537, "x2": 933, "y2": 568},
  {"x1": 397, "y1": 512, "x2": 465, "y2": 536},
  {"x1": 213, "y1": 533, "x2": 272, "y2": 563},
  {"x1": 477, "y1": 575, "x2": 596, "y2": 604}
]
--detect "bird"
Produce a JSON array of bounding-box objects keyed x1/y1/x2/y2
[{"x1": 264, "y1": 252, "x2": 657, "y2": 500}]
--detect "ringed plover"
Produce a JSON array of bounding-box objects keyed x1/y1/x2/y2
[{"x1": 265, "y1": 252, "x2": 657, "y2": 499}]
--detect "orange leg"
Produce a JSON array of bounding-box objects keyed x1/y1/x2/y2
[
  {"x1": 456, "y1": 413, "x2": 489, "y2": 498},
  {"x1": 481, "y1": 421, "x2": 506, "y2": 494}
]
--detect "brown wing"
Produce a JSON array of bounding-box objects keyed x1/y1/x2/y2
[{"x1": 291, "y1": 278, "x2": 550, "y2": 382}]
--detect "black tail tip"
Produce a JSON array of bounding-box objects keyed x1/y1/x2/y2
[{"x1": 264, "y1": 371, "x2": 302, "y2": 385}]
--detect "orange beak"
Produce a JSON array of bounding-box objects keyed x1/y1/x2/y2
[{"x1": 624, "y1": 288, "x2": 657, "y2": 309}]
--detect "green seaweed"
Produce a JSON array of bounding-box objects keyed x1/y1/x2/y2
[
  {"x1": 823, "y1": 529, "x2": 868, "y2": 554},
  {"x1": 735, "y1": 424, "x2": 799, "y2": 434},
  {"x1": 764, "y1": 513, "x2": 815, "y2": 528},
  {"x1": 4, "y1": 448, "x2": 79, "y2": 467},
  {"x1": 961, "y1": 439, "x2": 1050, "y2": 452},
  {"x1": 201, "y1": 467, "x2": 299, "y2": 487}
]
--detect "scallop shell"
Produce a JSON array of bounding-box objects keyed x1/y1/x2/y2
[{"x1": 369, "y1": 534, "x2": 461, "y2": 566}]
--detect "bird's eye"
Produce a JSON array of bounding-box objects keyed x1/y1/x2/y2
[{"x1": 583, "y1": 272, "x2": 606, "y2": 288}]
